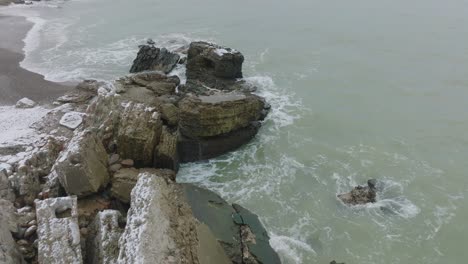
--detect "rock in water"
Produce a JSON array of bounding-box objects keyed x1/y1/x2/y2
[
  {"x1": 15, "y1": 97, "x2": 36, "y2": 108},
  {"x1": 129, "y1": 45, "x2": 180, "y2": 74},
  {"x1": 55, "y1": 130, "x2": 110, "y2": 197},
  {"x1": 178, "y1": 93, "x2": 265, "y2": 138},
  {"x1": 35, "y1": 196, "x2": 83, "y2": 264},
  {"x1": 337, "y1": 179, "x2": 377, "y2": 205},
  {"x1": 186, "y1": 41, "x2": 244, "y2": 89}
]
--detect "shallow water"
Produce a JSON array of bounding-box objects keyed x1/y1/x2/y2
[{"x1": 2, "y1": 0, "x2": 468, "y2": 263}]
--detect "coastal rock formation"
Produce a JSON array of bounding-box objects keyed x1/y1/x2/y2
[
  {"x1": 55, "y1": 130, "x2": 109, "y2": 197},
  {"x1": 0, "y1": 41, "x2": 280, "y2": 264},
  {"x1": 337, "y1": 179, "x2": 377, "y2": 205},
  {"x1": 186, "y1": 41, "x2": 244, "y2": 90},
  {"x1": 129, "y1": 44, "x2": 180, "y2": 74}
]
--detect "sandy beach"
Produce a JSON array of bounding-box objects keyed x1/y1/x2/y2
[{"x1": 0, "y1": 14, "x2": 69, "y2": 105}]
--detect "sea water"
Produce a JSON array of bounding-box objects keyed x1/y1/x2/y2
[{"x1": 2, "y1": 0, "x2": 468, "y2": 263}]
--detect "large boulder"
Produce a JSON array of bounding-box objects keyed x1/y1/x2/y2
[
  {"x1": 186, "y1": 41, "x2": 244, "y2": 89},
  {"x1": 117, "y1": 172, "x2": 199, "y2": 264},
  {"x1": 178, "y1": 93, "x2": 265, "y2": 138},
  {"x1": 55, "y1": 130, "x2": 110, "y2": 197},
  {"x1": 35, "y1": 196, "x2": 83, "y2": 264},
  {"x1": 116, "y1": 102, "x2": 163, "y2": 167},
  {"x1": 129, "y1": 45, "x2": 180, "y2": 74}
]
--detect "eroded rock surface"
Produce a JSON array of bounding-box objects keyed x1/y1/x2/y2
[
  {"x1": 55, "y1": 130, "x2": 109, "y2": 197},
  {"x1": 117, "y1": 172, "x2": 199, "y2": 264},
  {"x1": 35, "y1": 196, "x2": 82, "y2": 264},
  {"x1": 86, "y1": 210, "x2": 123, "y2": 264},
  {"x1": 337, "y1": 179, "x2": 377, "y2": 205},
  {"x1": 130, "y1": 45, "x2": 180, "y2": 74}
]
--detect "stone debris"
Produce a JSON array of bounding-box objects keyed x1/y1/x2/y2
[
  {"x1": 59, "y1": 111, "x2": 85, "y2": 130},
  {"x1": 35, "y1": 196, "x2": 83, "y2": 264},
  {"x1": 15, "y1": 97, "x2": 36, "y2": 109},
  {"x1": 0, "y1": 199, "x2": 24, "y2": 264}
]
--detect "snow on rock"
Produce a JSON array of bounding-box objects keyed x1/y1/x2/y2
[
  {"x1": 59, "y1": 112, "x2": 85, "y2": 130},
  {"x1": 15, "y1": 97, "x2": 36, "y2": 109}
]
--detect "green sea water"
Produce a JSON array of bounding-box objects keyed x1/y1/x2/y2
[{"x1": 2, "y1": 0, "x2": 468, "y2": 263}]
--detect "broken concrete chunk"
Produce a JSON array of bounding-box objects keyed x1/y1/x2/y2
[
  {"x1": 0, "y1": 199, "x2": 24, "y2": 264},
  {"x1": 86, "y1": 210, "x2": 123, "y2": 264},
  {"x1": 35, "y1": 196, "x2": 83, "y2": 264},
  {"x1": 117, "y1": 172, "x2": 198, "y2": 264},
  {"x1": 110, "y1": 168, "x2": 139, "y2": 204},
  {"x1": 55, "y1": 130, "x2": 110, "y2": 197}
]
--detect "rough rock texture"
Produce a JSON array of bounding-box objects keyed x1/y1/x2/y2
[
  {"x1": 182, "y1": 184, "x2": 280, "y2": 264},
  {"x1": 178, "y1": 122, "x2": 260, "y2": 162},
  {"x1": 186, "y1": 41, "x2": 244, "y2": 89},
  {"x1": 154, "y1": 126, "x2": 179, "y2": 172},
  {"x1": 35, "y1": 196, "x2": 82, "y2": 264},
  {"x1": 59, "y1": 111, "x2": 85, "y2": 130},
  {"x1": 130, "y1": 71, "x2": 180, "y2": 96},
  {"x1": 178, "y1": 93, "x2": 265, "y2": 138},
  {"x1": 0, "y1": 169, "x2": 15, "y2": 201},
  {"x1": 116, "y1": 102, "x2": 162, "y2": 167},
  {"x1": 129, "y1": 45, "x2": 180, "y2": 74},
  {"x1": 159, "y1": 103, "x2": 179, "y2": 126},
  {"x1": 0, "y1": 199, "x2": 24, "y2": 264},
  {"x1": 86, "y1": 210, "x2": 123, "y2": 264},
  {"x1": 55, "y1": 130, "x2": 109, "y2": 197},
  {"x1": 337, "y1": 179, "x2": 377, "y2": 205},
  {"x1": 111, "y1": 168, "x2": 175, "y2": 204},
  {"x1": 15, "y1": 97, "x2": 36, "y2": 109},
  {"x1": 110, "y1": 168, "x2": 139, "y2": 204},
  {"x1": 117, "y1": 172, "x2": 199, "y2": 264}
]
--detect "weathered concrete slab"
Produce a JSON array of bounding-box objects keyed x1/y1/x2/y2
[
  {"x1": 35, "y1": 196, "x2": 82, "y2": 264},
  {"x1": 86, "y1": 210, "x2": 123, "y2": 264}
]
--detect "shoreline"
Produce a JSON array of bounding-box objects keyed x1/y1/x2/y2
[{"x1": 0, "y1": 14, "x2": 69, "y2": 106}]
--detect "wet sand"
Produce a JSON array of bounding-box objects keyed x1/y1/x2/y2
[{"x1": 0, "y1": 15, "x2": 69, "y2": 105}]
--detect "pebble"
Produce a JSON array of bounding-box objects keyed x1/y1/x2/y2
[
  {"x1": 109, "y1": 154, "x2": 120, "y2": 165},
  {"x1": 17, "y1": 206, "x2": 32, "y2": 214},
  {"x1": 121, "y1": 159, "x2": 134, "y2": 167},
  {"x1": 27, "y1": 219, "x2": 37, "y2": 226},
  {"x1": 109, "y1": 164, "x2": 122, "y2": 172},
  {"x1": 80, "y1": 227, "x2": 89, "y2": 236},
  {"x1": 24, "y1": 225, "x2": 37, "y2": 237}
]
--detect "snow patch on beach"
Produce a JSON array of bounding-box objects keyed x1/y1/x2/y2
[{"x1": 0, "y1": 106, "x2": 48, "y2": 147}]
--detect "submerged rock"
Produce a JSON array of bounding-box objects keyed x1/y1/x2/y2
[
  {"x1": 337, "y1": 179, "x2": 377, "y2": 205},
  {"x1": 129, "y1": 45, "x2": 180, "y2": 74}
]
